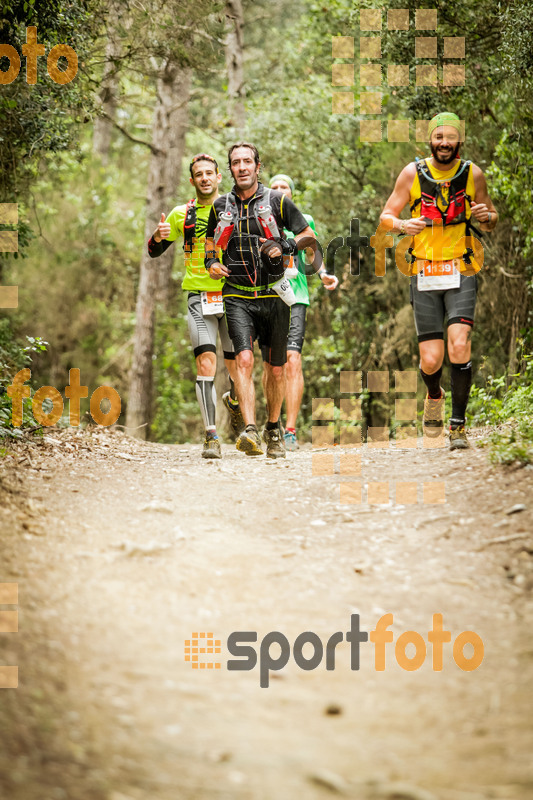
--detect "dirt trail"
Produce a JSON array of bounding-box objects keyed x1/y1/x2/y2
[{"x1": 1, "y1": 429, "x2": 532, "y2": 800}]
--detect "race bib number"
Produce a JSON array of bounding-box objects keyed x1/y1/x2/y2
[
  {"x1": 201, "y1": 291, "x2": 224, "y2": 315},
  {"x1": 417, "y1": 259, "x2": 461, "y2": 291}
]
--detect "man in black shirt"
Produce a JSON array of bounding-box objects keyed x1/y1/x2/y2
[{"x1": 205, "y1": 142, "x2": 319, "y2": 458}]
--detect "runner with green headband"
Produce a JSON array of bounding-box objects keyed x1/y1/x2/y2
[
  {"x1": 380, "y1": 112, "x2": 498, "y2": 449},
  {"x1": 267, "y1": 174, "x2": 338, "y2": 450}
]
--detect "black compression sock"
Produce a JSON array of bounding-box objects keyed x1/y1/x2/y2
[
  {"x1": 450, "y1": 361, "x2": 472, "y2": 424},
  {"x1": 265, "y1": 420, "x2": 279, "y2": 431},
  {"x1": 229, "y1": 378, "x2": 237, "y2": 402},
  {"x1": 420, "y1": 366, "x2": 443, "y2": 399}
]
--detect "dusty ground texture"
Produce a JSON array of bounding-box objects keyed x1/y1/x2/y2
[{"x1": 0, "y1": 428, "x2": 532, "y2": 800}]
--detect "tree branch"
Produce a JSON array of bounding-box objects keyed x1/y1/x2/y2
[
  {"x1": 173, "y1": 24, "x2": 224, "y2": 46},
  {"x1": 102, "y1": 112, "x2": 160, "y2": 153},
  {"x1": 329, "y1": 147, "x2": 366, "y2": 187}
]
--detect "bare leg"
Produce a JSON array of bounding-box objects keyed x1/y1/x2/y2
[
  {"x1": 447, "y1": 323, "x2": 472, "y2": 364},
  {"x1": 284, "y1": 350, "x2": 303, "y2": 429},
  {"x1": 263, "y1": 362, "x2": 285, "y2": 423},
  {"x1": 261, "y1": 364, "x2": 268, "y2": 415},
  {"x1": 418, "y1": 339, "x2": 445, "y2": 375},
  {"x1": 234, "y1": 350, "x2": 255, "y2": 426},
  {"x1": 224, "y1": 357, "x2": 237, "y2": 385},
  {"x1": 196, "y1": 351, "x2": 217, "y2": 377}
]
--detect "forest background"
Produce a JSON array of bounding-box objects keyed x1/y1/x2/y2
[{"x1": 1, "y1": 0, "x2": 532, "y2": 454}]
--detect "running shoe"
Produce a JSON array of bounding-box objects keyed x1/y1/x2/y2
[
  {"x1": 222, "y1": 391, "x2": 245, "y2": 437},
  {"x1": 236, "y1": 425, "x2": 263, "y2": 456},
  {"x1": 423, "y1": 388, "x2": 445, "y2": 437},
  {"x1": 202, "y1": 435, "x2": 221, "y2": 459},
  {"x1": 262, "y1": 419, "x2": 284, "y2": 443},
  {"x1": 284, "y1": 430, "x2": 299, "y2": 451},
  {"x1": 263, "y1": 426, "x2": 286, "y2": 459},
  {"x1": 449, "y1": 424, "x2": 470, "y2": 450}
]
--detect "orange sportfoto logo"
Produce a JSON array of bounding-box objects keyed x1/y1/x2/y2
[
  {"x1": 186, "y1": 614, "x2": 484, "y2": 688},
  {"x1": 0, "y1": 27, "x2": 78, "y2": 85}
]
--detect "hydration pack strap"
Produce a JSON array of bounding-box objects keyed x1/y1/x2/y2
[
  {"x1": 223, "y1": 187, "x2": 280, "y2": 239},
  {"x1": 183, "y1": 198, "x2": 197, "y2": 250},
  {"x1": 417, "y1": 158, "x2": 471, "y2": 186}
]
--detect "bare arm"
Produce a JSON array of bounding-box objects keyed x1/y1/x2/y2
[
  {"x1": 294, "y1": 225, "x2": 315, "y2": 256},
  {"x1": 380, "y1": 163, "x2": 426, "y2": 236},
  {"x1": 470, "y1": 165, "x2": 498, "y2": 231},
  {"x1": 151, "y1": 212, "x2": 171, "y2": 242}
]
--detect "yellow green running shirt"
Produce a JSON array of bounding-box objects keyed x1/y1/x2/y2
[{"x1": 162, "y1": 201, "x2": 224, "y2": 293}]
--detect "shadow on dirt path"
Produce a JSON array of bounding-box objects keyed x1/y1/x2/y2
[{"x1": 1, "y1": 429, "x2": 532, "y2": 800}]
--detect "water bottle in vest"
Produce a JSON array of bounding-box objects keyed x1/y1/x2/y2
[
  {"x1": 284, "y1": 262, "x2": 298, "y2": 279},
  {"x1": 256, "y1": 205, "x2": 278, "y2": 239},
  {"x1": 271, "y1": 275, "x2": 296, "y2": 306},
  {"x1": 214, "y1": 211, "x2": 234, "y2": 249}
]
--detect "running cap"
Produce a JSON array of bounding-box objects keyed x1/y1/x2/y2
[
  {"x1": 269, "y1": 173, "x2": 295, "y2": 194},
  {"x1": 428, "y1": 112, "x2": 462, "y2": 137},
  {"x1": 189, "y1": 153, "x2": 219, "y2": 175}
]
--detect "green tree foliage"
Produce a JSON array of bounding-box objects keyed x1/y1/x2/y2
[
  {"x1": 2, "y1": 0, "x2": 532, "y2": 446},
  {"x1": 0, "y1": 0, "x2": 100, "y2": 207},
  {"x1": 0, "y1": 318, "x2": 48, "y2": 437}
]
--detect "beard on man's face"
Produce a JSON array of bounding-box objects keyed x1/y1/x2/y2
[{"x1": 430, "y1": 140, "x2": 460, "y2": 164}]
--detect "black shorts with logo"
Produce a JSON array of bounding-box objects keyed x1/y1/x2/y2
[
  {"x1": 224, "y1": 295, "x2": 290, "y2": 366},
  {"x1": 409, "y1": 274, "x2": 477, "y2": 342},
  {"x1": 260, "y1": 302, "x2": 307, "y2": 360},
  {"x1": 286, "y1": 303, "x2": 307, "y2": 353}
]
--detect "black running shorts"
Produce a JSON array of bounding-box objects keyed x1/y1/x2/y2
[
  {"x1": 409, "y1": 274, "x2": 477, "y2": 343},
  {"x1": 224, "y1": 295, "x2": 290, "y2": 366},
  {"x1": 260, "y1": 302, "x2": 307, "y2": 361},
  {"x1": 287, "y1": 303, "x2": 307, "y2": 353}
]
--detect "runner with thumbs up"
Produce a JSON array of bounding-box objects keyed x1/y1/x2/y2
[
  {"x1": 154, "y1": 212, "x2": 171, "y2": 242},
  {"x1": 147, "y1": 154, "x2": 244, "y2": 459}
]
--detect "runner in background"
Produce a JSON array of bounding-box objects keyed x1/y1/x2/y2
[
  {"x1": 147, "y1": 154, "x2": 244, "y2": 459},
  {"x1": 267, "y1": 174, "x2": 338, "y2": 450}
]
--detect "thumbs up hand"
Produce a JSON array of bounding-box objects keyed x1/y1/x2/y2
[{"x1": 155, "y1": 212, "x2": 171, "y2": 242}]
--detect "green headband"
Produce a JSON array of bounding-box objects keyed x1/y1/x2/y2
[
  {"x1": 428, "y1": 113, "x2": 462, "y2": 137},
  {"x1": 269, "y1": 173, "x2": 295, "y2": 194}
]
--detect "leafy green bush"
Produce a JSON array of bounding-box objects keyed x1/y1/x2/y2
[
  {"x1": 469, "y1": 349, "x2": 533, "y2": 465},
  {"x1": 151, "y1": 312, "x2": 200, "y2": 444},
  {"x1": 0, "y1": 319, "x2": 48, "y2": 438}
]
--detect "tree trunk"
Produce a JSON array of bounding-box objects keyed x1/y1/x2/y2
[
  {"x1": 92, "y1": 4, "x2": 123, "y2": 163},
  {"x1": 154, "y1": 71, "x2": 191, "y2": 308},
  {"x1": 126, "y1": 63, "x2": 191, "y2": 439},
  {"x1": 507, "y1": 310, "x2": 519, "y2": 379},
  {"x1": 225, "y1": 0, "x2": 246, "y2": 133}
]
